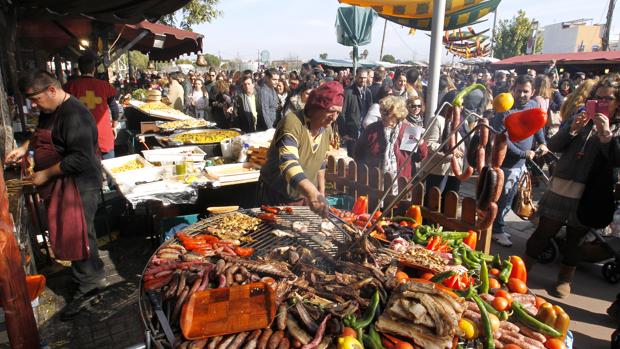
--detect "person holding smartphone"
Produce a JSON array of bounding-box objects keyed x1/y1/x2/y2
[{"x1": 525, "y1": 74, "x2": 620, "y2": 298}]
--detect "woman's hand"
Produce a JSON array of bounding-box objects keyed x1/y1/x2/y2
[
  {"x1": 593, "y1": 113, "x2": 612, "y2": 143},
  {"x1": 307, "y1": 191, "x2": 329, "y2": 218},
  {"x1": 5, "y1": 146, "x2": 27, "y2": 163},
  {"x1": 570, "y1": 112, "x2": 588, "y2": 134}
]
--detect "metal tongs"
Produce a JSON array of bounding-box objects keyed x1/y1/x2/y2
[{"x1": 358, "y1": 105, "x2": 502, "y2": 239}]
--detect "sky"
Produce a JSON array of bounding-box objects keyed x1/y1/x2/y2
[{"x1": 193, "y1": 0, "x2": 618, "y2": 62}]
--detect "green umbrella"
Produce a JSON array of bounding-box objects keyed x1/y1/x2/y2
[{"x1": 336, "y1": 6, "x2": 377, "y2": 74}]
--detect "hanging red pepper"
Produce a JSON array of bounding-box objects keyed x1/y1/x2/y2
[
  {"x1": 463, "y1": 230, "x2": 478, "y2": 250},
  {"x1": 352, "y1": 196, "x2": 368, "y2": 215},
  {"x1": 504, "y1": 108, "x2": 548, "y2": 142}
]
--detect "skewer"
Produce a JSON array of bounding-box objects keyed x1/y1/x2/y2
[
  {"x1": 359, "y1": 116, "x2": 502, "y2": 241},
  {"x1": 360, "y1": 101, "x2": 453, "y2": 232}
]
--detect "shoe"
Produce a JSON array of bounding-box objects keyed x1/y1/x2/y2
[
  {"x1": 548, "y1": 265, "x2": 576, "y2": 298},
  {"x1": 493, "y1": 233, "x2": 513, "y2": 247},
  {"x1": 59, "y1": 288, "x2": 103, "y2": 321}
]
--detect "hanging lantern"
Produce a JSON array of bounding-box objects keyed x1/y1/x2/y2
[
  {"x1": 147, "y1": 61, "x2": 155, "y2": 70},
  {"x1": 196, "y1": 53, "x2": 208, "y2": 67}
]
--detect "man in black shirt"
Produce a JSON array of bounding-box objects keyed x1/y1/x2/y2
[{"x1": 7, "y1": 70, "x2": 106, "y2": 321}]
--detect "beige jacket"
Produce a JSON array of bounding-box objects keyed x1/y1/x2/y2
[
  {"x1": 167, "y1": 80, "x2": 185, "y2": 111},
  {"x1": 420, "y1": 115, "x2": 465, "y2": 176}
]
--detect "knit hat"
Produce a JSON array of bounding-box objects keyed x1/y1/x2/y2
[{"x1": 304, "y1": 81, "x2": 344, "y2": 114}]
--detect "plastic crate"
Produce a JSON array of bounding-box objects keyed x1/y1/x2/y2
[{"x1": 327, "y1": 194, "x2": 354, "y2": 211}]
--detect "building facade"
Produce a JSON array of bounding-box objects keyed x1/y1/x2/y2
[{"x1": 541, "y1": 19, "x2": 603, "y2": 54}]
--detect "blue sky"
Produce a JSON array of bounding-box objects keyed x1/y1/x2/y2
[{"x1": 194, "y1": 0, "x2": 618, "y2": 62}]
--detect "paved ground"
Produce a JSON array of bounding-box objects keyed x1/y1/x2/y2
[{"x1": 0, "y1": 177, "x2": 616, "y2": 348}]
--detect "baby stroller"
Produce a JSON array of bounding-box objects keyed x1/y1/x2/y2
[{"x1": 529, "y1": 154, "x2": 620, "y2": 284}]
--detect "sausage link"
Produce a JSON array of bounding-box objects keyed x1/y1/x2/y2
[
  {"x1": 476, "y1": 147, "x2": 485, "y2": 174},
  {"x1": 476, "y1": 202, "x2": 498, "y2": 230},
  {"x1": 267, "y1": 331, "x2": 284, "y2": 349},
  {"x1": 490, "y1": 168, "x2": 505, "y2": 203},
  {"x1": 476, "y1": 166, "x2": 490, "y2": 200},
  {"x1": 277, "y1": 338, "x2": 290, "y2": 349},
  {"x1": 477, "y1": 169, "x2": 498, "y2": 210},
  {"x1": 228, "y1": 331, "x2": 251, "y2": 349},
  {"x1": 491, "y1": 133, "x2": 508, "y2": 168},
  {"x1": 208, "y1": 337, "x2": 223, "y2": 349},
  {"x1": 257, "y1": 328, "x2": 274, "y2": 349},
  {"x1": 478, "y1": 119, "x2": 489, "y2": 147},
  {"x1": 277, "y1": 304, "x2": 287, "y2": 331}
]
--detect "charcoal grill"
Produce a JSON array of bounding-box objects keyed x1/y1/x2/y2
[{"x1": 138, "y1": 206, "x2": 352, "y2": 348}]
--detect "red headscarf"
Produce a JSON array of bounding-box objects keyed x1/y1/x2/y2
[{"x1": 304, "y1": 81, "x2": 344, "y2": 114}]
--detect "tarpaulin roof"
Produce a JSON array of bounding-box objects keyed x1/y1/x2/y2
[
  {"x1": 491, "y1": 51, "x2": 620, "y2": 68},
  {"x1": 16, "y1": 0, "x2": 191, "y2": 24},
  {"x1": 309, "y1": 58, "x2": 415, "y2": 69},
  {"x1": 17, "y1": 19, "x2": 203, "y2": 61}
]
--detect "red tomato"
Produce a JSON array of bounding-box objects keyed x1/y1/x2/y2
[
  {"x1": 492, "y1": 296, "x2": 509, "y2": 311},
  {"x1": 494, "y1": 289, "x2": 513, "y2": 305},
  {"x1": 489, "y1": 268, "x2": 500, "y2": 277},
  {"x1": 545, "y1": 338, "x2": 567, "y2": 349},
  {"x1": 395, "y1": 271, "x2": 410, "y2": 283},
  {"x1": 488, "y1": 278, "x2": 501, "y2": 290},
  {"x1": 342, "y1": 327, "x2": 357, "y2": 339},
  {"x1": 508, "y1": 278, "x2": 528, "y2": 294}
]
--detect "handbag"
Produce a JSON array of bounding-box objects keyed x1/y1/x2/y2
[{"x1": 512, "y1": 171, "x2": 536, "y2": 220}]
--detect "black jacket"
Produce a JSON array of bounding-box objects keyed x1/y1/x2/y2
[
  {"x1": 338, "y1": 85, "x2": 373, "y2": 138},
  {"x1": 233, "y1": 93, "x2": 257, "y2": 133}
]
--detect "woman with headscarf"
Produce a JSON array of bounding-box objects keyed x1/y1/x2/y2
[{"x1": 258, "y1": 81, "x2": 344, "y2": 216}]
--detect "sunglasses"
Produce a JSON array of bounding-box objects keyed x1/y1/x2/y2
[{"x1": 409, "y1": 104, "x2": 422, "y2": 108}]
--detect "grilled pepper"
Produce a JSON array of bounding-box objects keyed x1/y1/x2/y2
[
  {"x1": 499, "y1": 259, "x2": 513, "y2": 284},
  {"x1": 405, "y1": 205, "x2": 423, "y2": 226},
  {"x1": 536, "y1": 303, "x2": 570, "y2": 339},
  {"x1": 431, "y1": 270, "x2": 456, "y2": 283},
  {"x1": 512, "y1": 301, "x2": 562, "y2": 337},
  {"x1": 492, "y1": 254, "x2": 502, "y2": 269},
  {"x1": 479, "y1": 260, "x2": 489, "y2": 294},
  {"x1": 472, "y1": 294, "x2": 496, "y2": 349},
  {"x1": 352, "y1": 290, "x2": 380, "y2": 329},
  {"x1": 509, "y1": 255, "x2": 528, "y2": 283},
  {"x1": 362, "y1": 327, "x2": 385, "y2": 349},
  {"x1": 462, "y1": 249, "x2": 481, "y2": 270},
  {"x1": 452, "y1": 247, "x2": 463, "y2": 265},
  {"x1": 463, "y1": 230, "x2": 478, "y2": 249}
]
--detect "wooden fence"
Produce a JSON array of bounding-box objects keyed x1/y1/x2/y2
[{"x1": 325, "y1": 155, "x2": 493, "y2": 254}]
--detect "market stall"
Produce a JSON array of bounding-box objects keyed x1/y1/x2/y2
[{"x1": 138, "y1": 205, "x2": 573, "y2": 349}]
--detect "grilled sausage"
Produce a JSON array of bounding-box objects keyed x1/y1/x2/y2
[
  {"x1": 257, "y1": 328, "x2": 273, "y2": 349},
  {"x1": 228, "y1": 331, "x2": 250, "y2": 349},
  {"x1": 241, "y1": 330, "x2": 263, "y2": 349},
  {"x1": 491, "y1": 133, "x2": 508, "y2": 168},
  {"x1": 479, "y1": 119, "x2": 489, "y2": 147},
  {"x1": 164, "y1": 271, "x2": 181, "y2": 299},
  {"x1": 189, "y1": 339, "x2": 208, "y2": 349},
  {"x1": 476, "y1": 202, "x2": 498, "y2": 230},
  {"x1": 277, "y1": 338, "x2": 290, "y2": 349},
  {"x1": 177, "y1": 271, "x2": 188, "y2": 297},
  {"x1": 477, "y1": 168, "x2": 498, "y2": 210},
  {"x1": 267, "y1": 331, "x2": 284, "y2": 349},
  {"x1": 208, "y1": 337, "x2": 223, "y2": 349},
  {"x1": 172, "y1": 286, "x2": 190, "y2": 323},
  {"x1": 286, "y1": 317, "x2": 311, "y2": 345},
  {"x1": 217, "y1": 334, "x2": 238, "y2": 349},
  {"x1": 491, "y1": 168, "x2": 505, "y2": 203},
  {"x1": 476, "y1": 166, "x2": 490, "y2": 200},
  {"x1": 516, "y1": 323, "x2": 547, "y2": 343},
  {"x1": 277, "y1": 304, "x2": 287, "y2": 331},
  {"x1": 215, "y1": 259, "x2": 226, "y2": 275},
  {"x1": 466, "y1": 133, "x2": 481, "y2": 167}
]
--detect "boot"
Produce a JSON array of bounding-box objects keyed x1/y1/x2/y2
[{"x1": 548, "y1": 265, "x2": 576, "y2": 298}]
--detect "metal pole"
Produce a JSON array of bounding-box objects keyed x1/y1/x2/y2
[
  {"x1": 379, "y1": 18, "x2": 388, "y2": 60},
  {"x1": 602, "y1": 0, "x2": 617, "y2": 51},
  {"x1": 490, "y1": 9, "x2": 498, "y2": 57},
  {"x1": 425, "y1": 0, "x2": 447, "y2": 126}
]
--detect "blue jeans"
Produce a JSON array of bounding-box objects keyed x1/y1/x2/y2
[
  {"x1": 101, "y1": 150, "x2": 116, "y2": 189},
  {"x1": 492, "y1": 165, "x2": 526, "y2": 236}
]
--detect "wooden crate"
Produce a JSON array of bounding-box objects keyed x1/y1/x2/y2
[{"x1": 325, "y1": 155, "x2": 492, "y2": 253}]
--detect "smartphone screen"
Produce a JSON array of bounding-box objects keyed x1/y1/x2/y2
[{"x1": 586, "y1": 100, "x2": 597, "y2": 120}]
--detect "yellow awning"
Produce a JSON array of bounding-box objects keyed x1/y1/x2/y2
[{"x1": 339, "y1": 0, "x2": 484, "y2": 19}]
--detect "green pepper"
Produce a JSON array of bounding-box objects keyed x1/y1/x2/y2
[
  {"x1": 392, "y1": 216, "x2": 415, "y2": 223},
  {"x1": 492, "y1": 254, "x2": 502, "y2": 269},
  {"x1": 343, "y1": 314, "x2": 356, "y2": 328},
  {"x1": 499, "y1": 259, "x2": 513, "y2": 284},
  {"x1": 479, "y1": 261, "x2": 489, "y2": 294},
  {"x1": 455, "y1": 284, "x2": 476, "y2": 298},
  {"x1": 472, "y1": 295, "x2": 496, "y2": 349},
  {"x1": 452, "y1": 83, "x2": 488, "y2": 107},
  {"x1": 452, "y1": 247, "x2": 463, "y2": 265},
  {"x1": 353, "y1": 290, "x2": 380, "y2": 329},
  {"x1": 512, "y1": 301, "x2": 562, "y2": 337},
  {"x1": 429, "y1": 231, "x2": 470, "y2": 240},
  {"x1": 466, "y1": 249, "x2": 481, "y2": 263},
  {"x1": 414, "y1": 227, "x2": 429, "y2": 244},
  {"x1": 366, "y1": 327, "x2": 385, "y2": 349},
  {"x1": 430, "y1": 270, "x2": 456, "y2": 283},
  {"x1": 462, "y1": 249, "x2": 481, "y2": 270}
]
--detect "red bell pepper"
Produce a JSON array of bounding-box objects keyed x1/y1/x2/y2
[
  {"x1": 234, "y1": 247, "x2": 255, "y2": 257},
  {"x1": 509, "y1": 255, "x2": 528, "y2": 283},
  {"x1": 352, "y1": 196, "x2": 368, "y2": 215},
  {"x1": 505, "y1": 108, "x2": 547, "y2": 142},
  {"x1": 463, "y1": 230, "x2": 477, "y2": 250}
]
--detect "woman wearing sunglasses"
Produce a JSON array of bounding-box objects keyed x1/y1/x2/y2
[
  {"x1": 406, "y1": 96, "x2": 425, "y2": 127},
  {"x1": 525, "y1": 74, "x2": 620, "y2": 298}
]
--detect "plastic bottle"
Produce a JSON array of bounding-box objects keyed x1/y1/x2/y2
[
  {"x1": 613, "y1": 204, "x2": 620, "y2": 238},
  {"x1": 237, "y1": 143, "x2": 249, "y2": 163}
]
